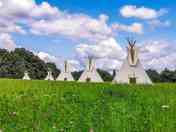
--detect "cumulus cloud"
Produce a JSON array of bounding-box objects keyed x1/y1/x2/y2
[
  {"x1": 147, "y1": 19, "x2": 171, "y2": 29},
  {"x1": 0, "y1": 0, "x2": 144, "y2": 41},
  {"x1": 112, "y1": 22, "x2": 143, "y2": 34},
  {"x1": 120, "y1": 5, "x2": 167, "y2": 19},
  {"x1": 37, "y1": 51, "x2": 58, "y2": 63},
  {"x1": 76, "y1": 37, "x2": 125, "y2": 59},
  {"x1": 75, "y1": 37, "x2": 126, "y2": 71},
  {"x1": 140, "y1": 40, "x2": 176, "y2": 71},
  {"x1": 0, "y1": 0, "x2": 34, "y2": 20},
  {"x1": 37, "y1": 51, "x2": 80, "y2": 71},
  {"x1": 75, "y1": 38, "x2": 176, "y2": 72},
  {"x1": 30, "y1": 2, "x2": 60, "y2": 18},
  {"x1": 0, "y1": 1, "x2": 2, "y2": 7},
  {"x1": 30, "y1": 14, "x2": 112, "y2": 41},
  {"x1": 0, "y1": 0, "x2": 59, "y2": 19},
  {"x1": 0, "y1": 19, "x2": 26, "y2": 34},
  {"x1": 1, "y1": 1, "x2": 112, "y2": 42},
  {"x1": 96, "y1": 58, "x2": 122, "y2": 71},
  {"x1": 0, "y1": 33, "x2": 16, "y2": 51},
  {"x1": 0, "y1": 0, "x2": 174, "y2": 72},
  {"x1": 0, "y1": 0, "x2": 61, "y2": 35}
]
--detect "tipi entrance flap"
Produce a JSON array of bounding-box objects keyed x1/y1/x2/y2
[
  {"x1": 129, "y1": 77, "x2": 136, "y2": 84},
  {"x1": 128, "y1": 73, "x2": 137, "y2": 84},
  {"x1": 86, "y1": 77, "x2": 91, "y2": 82}
]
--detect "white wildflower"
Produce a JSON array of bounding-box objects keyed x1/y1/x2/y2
[{"x1": 161, "y1": 105, "x2": 169, "y2": 109}]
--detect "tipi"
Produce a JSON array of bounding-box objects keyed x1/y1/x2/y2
[
  {"x1": 45, "y1": 70, "x2": 54, "y2": 81},
  {"x1": 56, "y1": 60, "x2": 74, "y2": 81},
  {"x1": 113, "y1": 39, "x2": 152, "y2": 84},
  {"x1": 78, "y1": 57, "x2": 103, "y2": 82},
  {"x1": 22, "y1": 71, "x2": 31, "y2": 80}
]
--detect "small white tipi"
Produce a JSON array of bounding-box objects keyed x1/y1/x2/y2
[
  {"x1": 113, "y1": 39, "x2": 152, "y2": 84},
  {"x1": 78, "y1": 58, "x2": 103, "y2": 83},
  {"x1": 56, "y1": 60, "x2": 74, "y2": 81},
  {"x1": 45, "y1": 70, "x2": 54, "y2": 81},
  {"x1": 22, "y1": 71, "x2": 31, "y2": 80}
]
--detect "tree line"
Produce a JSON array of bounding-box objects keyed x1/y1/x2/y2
[{"x1": 0, "y1": 48, "x2": 175, "y2": 82}]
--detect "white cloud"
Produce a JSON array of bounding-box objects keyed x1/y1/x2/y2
[
  {"x1": 112, "y1": 22, "x2": 143, "y2": 34},
  {"x1": 0, "y1": 0, "x2": 174, "y2": 72},
  {"x1": 75, "y1": 37, "x2": 126, "y2": 70},
  {"x1": 0, "y1": 19, "x2": 26, "y2": 34},
  {"x1": 0, "y1": 33, "x2": 16, "y2": 51},
  {"x1": 30, "y1": 2, "x2": 61, "y2": 18},
  {"x1": 120, "y1": 5, "x2": 167, "y2": 19},
  {"x1": 147, "y1": 19, "x2": 171, "y2": 29},
  {"x1": 37, "y1": 51, "x2": 80, "y2": 71},
  {"x1": 0, "y1": 0, "x2": 59, "y2": 19},
  {"x1": 1, "y1": 0, "x2": 109, "y2": 40},
  {"x1": 75, "y1": 38, "x2": 176, "y2": 71},
  {"x1": 30, "y1": 14, "x2": 112, "y2": 41},
  {"x1": 0, "y1": 0, "x2": 61, "y2": 35},
  {"x1": 68, "y1": 59, "x2": 81, "y2": 71},
  {"x1": 0, "y1": 0, "x2": 34, "y2": 19},
  {"x1": 140, "y1": 40, "x2": 176, "y2": 71},
  {"x1": 76, "y1": 37, "x2": 125, "y2": 59},
  {"x1": 96, "y1": 58, "x2": 122, "y2": 71},
  {"x1": 0, "y1": 1, "x2": 2, "y2": 7},
  {"x1": 37, "y1": 51, "x2": 58, "y2": 63},
  {"x1": 0, "y1": 1, "x2": 147, "y2": 41}
]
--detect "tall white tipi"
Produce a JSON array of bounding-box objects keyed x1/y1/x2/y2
[
  {"x1": 78, "y1": 58, "x2": 103, "y2": 82},
  {"x1": 22, "y1": 71, "x2": 31, "y2": 80},
  {"x1": 45, "y1": 70, "x2": 54, "y2": 81},
  {"x1": 113, "y1": 39, "x2": 152, "y2": 84},
  {"x1": 56, "y1": 60, "x2": 74, "y2": 81}
]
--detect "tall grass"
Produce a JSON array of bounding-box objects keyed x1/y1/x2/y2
[{"x1": 0, "y1": 79, "x2": 175, "y2": 131}]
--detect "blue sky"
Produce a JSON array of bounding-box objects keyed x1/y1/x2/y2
[{"x1": 0, "y1": 0, "x2": 175, "y2": 71}]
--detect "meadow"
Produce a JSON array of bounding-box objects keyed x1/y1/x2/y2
[{"x1": 0, "y1": 79, "x2": 175, "y2": 132}]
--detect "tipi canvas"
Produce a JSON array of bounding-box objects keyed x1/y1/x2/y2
[
  {"x1": 45, "y1": 70, "x2": 54, "y2": 81},
  {"x1": 78, "y1": 58, "x2": 103, "y2": 83},
  {"x1": 113, "y1": 39, "x2": 152, "y2": 84},
  {"x1": 22, "y1": 71, "x2": 31, "y2": 80},
  {"x1": 56, "y1": 61, "x2": 74, "y2": 81}
]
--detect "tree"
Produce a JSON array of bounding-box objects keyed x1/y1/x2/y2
[
  {"x1": 0, "y1": 48, "x2": 60, "y2": 80},
  {"x1": 160, "y1": 68, "x2": 176, "y2": 82},
  {"x1": 97, "y1": 69, "x2": 113, "y2": 82},
  {"x1": 14, "y1": 48, "x2": 48, "y2": 79},
  {"x1": 46, "y1": 62, "x2": 60, "y2": 79},
  {"x1": 0, "y1": 48, "x2": 176, "y2": 82},
  {"x1": 72, "y1": 71, "x2": 83, "y2": 81},
  {"x1": 146, "y1": 69, "x2": 161, "y2": 82}
]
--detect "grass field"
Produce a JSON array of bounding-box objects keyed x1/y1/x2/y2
[{"x1": 0, "y1": 79, "x2": 175, "y2": 132}]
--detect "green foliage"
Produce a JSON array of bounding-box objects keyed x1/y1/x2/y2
[
  {"x1": 146, "y1": 69, "x2": 176, "y2": 83},
  {"x1": 146, "y1": 69, "x2": 161, "y2": 82},
  {"x1": 0, "y1": 48, "x2": 60, "y2": 80},
  {"x1": 0, "y1": 80, "x2": 176, "y2": 131},
  {"x1": 46, "y1": 62, "x2": 60, "y2": 79},
  {"x1": 160, "y1": 68, "x2": 176, "y2": 82},
  {"x1": 72, "y1": 71, "x2": 83, "y2": 81},
  {"x1": 97, "y1": 69, "x2": 113, "y2": 82},
  {"x1": 0, "y1": 48, "x2": 175, "y2": 82}
]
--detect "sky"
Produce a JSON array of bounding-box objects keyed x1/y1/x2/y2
[{"x1": 0, "y1": 0, "x2": 175, "y2": 71}]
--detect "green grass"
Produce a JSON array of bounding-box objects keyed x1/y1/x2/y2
[{"x1": 0, "y1": 79, "x2": 176, "y2": 132}]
